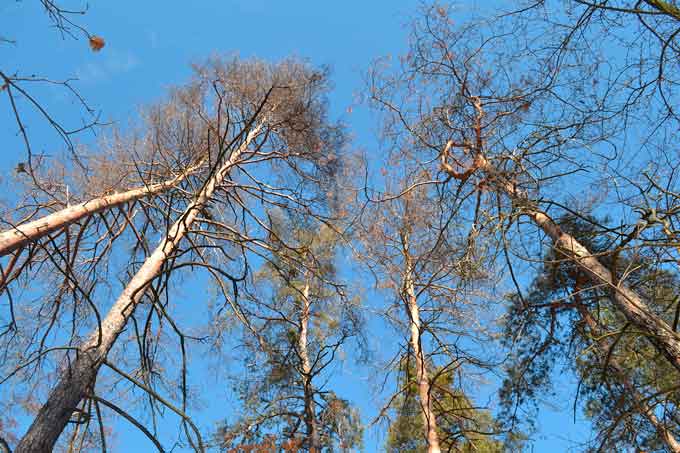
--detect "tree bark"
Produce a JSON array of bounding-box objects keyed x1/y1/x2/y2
[
  {"x1": 15, "y1": 127, "x2": 260, "y2": 453},
  {"x1": 299, "y1": 279, "x2": 321, "y2": 452},
  {"x1": 442, "y1": 150, "x2": 680, "y2": 374},
  {"x1": 401, "y1": 232, "x2": 441, "y2": 453},
  {"x1": 507, "y1": 176, "x2": 680, "y2": 373},
  {"x1": 0, "y1": 159, "x2": 205, "y2": 257}
]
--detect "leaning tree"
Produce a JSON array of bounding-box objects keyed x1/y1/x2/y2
[
  {"x1": 366, "y1": 2, "x2": 680, "y2": 449},
  {"x1": 2, "y1": 56, "x2": 346, "y2": 453},
  {"x1": 368, "y1": 0, "x2": 680, "y2": 379}
]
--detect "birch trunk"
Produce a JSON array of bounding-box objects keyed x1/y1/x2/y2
[
  {"x1": 0, "y1": 160, "x2": 205, "y2": 257},
  {"x1": 299, "y1": 279, "x2": 321, "y2": 452},
  {"x1": 401, "y1": 232, "x2": 441, "y2": 453},
  {"x1": 461, "y1": 154, "x2": 680, "y2": 373},
  {"x1": 15, "y1": 128, "x2": 259, "y2": 453},
  {"x1": 575, "y1": 303, "x2": 680, "y2": 452}
]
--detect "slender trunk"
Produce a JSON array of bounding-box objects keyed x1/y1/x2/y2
[
  {"x1": 0, "y1": 160, "x2": 205, "y2": 257},
  {"x1": 401, "y1": 232, "x2": 441, "y2": 453},
  {"x1": 299, "y1": 279, "x2": 321, "y2": 452},
  {"x1": 458, "y1": 153, "x2": 680, "y2": 373},
  {"x1": 575, "y1": 303, "x2": 680, "y2": 452},
  {"x1": 15, "y1": 128, "x2": 260, "y2": 453}
]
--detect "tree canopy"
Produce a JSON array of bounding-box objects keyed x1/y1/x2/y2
[{"x1": 2, "y1": 1, "x2": 680, "y2": 452}]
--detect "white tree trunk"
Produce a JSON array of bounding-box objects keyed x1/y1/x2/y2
[
  {"x1": 15, "y1": 127, "x2": 260, "y2": 453},
  {"x1": 0, "y1": 160, "x2": 205, "y2": 257},
  {"x1": 401, "y1": 233, "x2": 441, "y2": 453},
  {"x1": 299, "y1": 280, "x2": 321, "y2": 452}
]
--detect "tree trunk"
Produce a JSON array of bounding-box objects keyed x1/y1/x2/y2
[
  {"x1": 517, "y1": 185, "x2": 680, "y2": 373},
  {"x1": 299, "y1": 279, "x2": 321, "y2": 452},
  {"x1": 15, "y1": 127, "x2": 260, "y2": 453},
  {"x1": 575, "y1": 302, "x2": 680, "y2": 452},
  {"x1": 401, "y1": 232, "x2": 441, "y2": 453},
  {"x1": 0, "y1": 159, "x2": 205, "y2": 257},
  {"x1": 453, "y1": 153, "x2": 680, "y2": 373}
]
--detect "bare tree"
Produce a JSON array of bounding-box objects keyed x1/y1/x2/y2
[
  {"x1": 368, "y1": 1, "x2": 680, "y2": 376},
  {"x1": 0, "y1": 160, "x2": 205, "y2": 258},
  {"x1": 361, "y1": 4, "x2": 680, "y2": 451},
  {"x1": 0, "y1": 82, "x2": 214, "y2": 378},
  {"x1": 15, "y1": 115, "x2": 262, "y2": 453},
  {"x1": 6, "y1": 56, "x2": 344, "y2": 453},
  {"x1": 355, "y1": 158, "x2": 502, "y2": 451},
  {"x1": 2, "y1": 0, "x2": 106, "y2": 167}
]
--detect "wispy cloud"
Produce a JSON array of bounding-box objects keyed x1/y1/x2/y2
[
  {"x1": 76, "y1": 50, "x2": 139, "y2": 84},
  {"x1": 148, "y1": 30, "x2": 159, "y2": 49}
]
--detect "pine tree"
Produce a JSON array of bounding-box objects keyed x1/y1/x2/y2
[
  {"x1": 218, "y1": 214, "x2": 363, "y2": 452},
  {"x1": 386, "y1": 359, "x2": 504, "y2": 453},
  {"x1": 501, "y1": 214, "x2": 680, "y2": 452}
]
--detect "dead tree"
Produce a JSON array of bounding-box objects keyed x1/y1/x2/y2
[
  {"x1": 11, "y1": 57, "x2": 344, "y2": 453},
  {"x1": 366, "y1": 5, "x2": 680, "y2": 449},
  {"x1": 0, "y1": 160, "x2": 205, "y2": 258}
]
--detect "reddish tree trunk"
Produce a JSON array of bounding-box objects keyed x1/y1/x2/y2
[{"x1": 401, "y1": 232, "x2": 441, "y2": 453}]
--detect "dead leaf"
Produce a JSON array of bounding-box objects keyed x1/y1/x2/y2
[{"x1": 89, "y1": 35, "x2": 105, "y2": 52}]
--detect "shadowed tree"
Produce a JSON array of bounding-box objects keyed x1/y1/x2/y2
[{"x1": 500, "y1": 214, "x2": 680, "y2": 452}]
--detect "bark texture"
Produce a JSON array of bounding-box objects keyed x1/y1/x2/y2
[
  {"x1": 0, "y1": 160, "x2": 204, "y2": 257},
  {"x1": 514, "y1": 181, "x2": 680, "y2": 373},
  {"x1": 15, "y1": 129, "x2": 259, "y2": 453}
]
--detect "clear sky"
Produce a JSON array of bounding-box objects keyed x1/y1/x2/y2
[{"x1": 1, "y1": 1, "x2": 593, "y2": 452}]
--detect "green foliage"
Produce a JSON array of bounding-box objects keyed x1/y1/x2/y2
[
  {"x1": 218, "y1": 212, "x2": 363, "y2": 452},
  {"x1": 500, "y1": 214, "x2": 680, "y2": 452},
  {"x1": 385, "y1": 361, "x2": 504, "y2": 453}
]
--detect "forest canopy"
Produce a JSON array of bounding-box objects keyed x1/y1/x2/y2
[{"x1": 2, "y1": 1, "x2": 680, "y2": 452}]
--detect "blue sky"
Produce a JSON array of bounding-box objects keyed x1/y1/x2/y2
[{"x1": 0, "y1": 1, "x2": 594, "y2": 451}]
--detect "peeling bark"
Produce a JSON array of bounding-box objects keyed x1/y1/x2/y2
[{"x1": 14, "y1": 127, "x2": 260, "y2": 453}]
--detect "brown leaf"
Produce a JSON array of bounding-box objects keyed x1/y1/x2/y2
[{"x1": 89, "y1": 35, "x2": 105, "y2": 52}]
